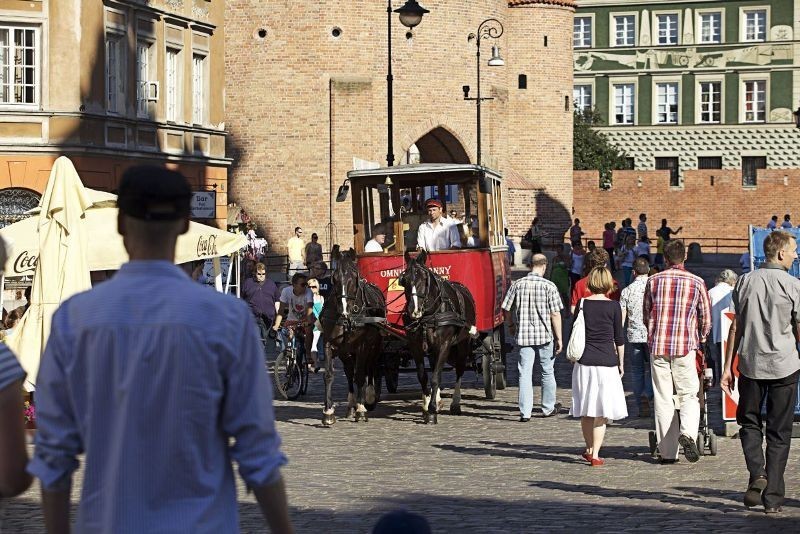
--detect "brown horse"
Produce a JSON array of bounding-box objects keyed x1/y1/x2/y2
[
  {"x1": 398, "y1": 250, "x2": 477, "y2": 424},
  {"x1": 318, "y1": 249, "x2": 385, "y2": 425}
]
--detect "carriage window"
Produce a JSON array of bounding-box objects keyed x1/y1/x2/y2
[{"x1": 360, "y1": 185, "x2": 399, "y2": 254}]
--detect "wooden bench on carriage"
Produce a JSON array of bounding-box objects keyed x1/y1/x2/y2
[{"x1": 338, "y1": 162, "x2": 510, "y2": 401}]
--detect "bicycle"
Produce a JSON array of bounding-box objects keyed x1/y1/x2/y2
[{"x1": 272, "y1": 324, "x2": 309, "y2": 400}]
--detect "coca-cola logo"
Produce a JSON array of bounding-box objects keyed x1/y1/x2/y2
[
  {"x1": 196, "y1": 235, "x2": 217, "y2": 257},
  {"x1": 13, "y1": 251, "x2": 37, "y2": 274}
]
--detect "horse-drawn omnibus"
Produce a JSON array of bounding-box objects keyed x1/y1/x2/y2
[{"x1": 338, "y1": 163, "x2": 510, "y2": 400}]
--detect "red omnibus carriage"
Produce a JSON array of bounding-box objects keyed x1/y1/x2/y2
[{"x1": 339, "y1": 163, "x2": 510, "y2": 399}]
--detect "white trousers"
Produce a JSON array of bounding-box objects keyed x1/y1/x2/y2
[{"x1": 651, "y1": 351, "x2": 700, "y2": 460}]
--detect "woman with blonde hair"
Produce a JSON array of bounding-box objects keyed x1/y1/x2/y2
[{"x1": 571, "y1": 267, "x2": 627, "y2": 466}]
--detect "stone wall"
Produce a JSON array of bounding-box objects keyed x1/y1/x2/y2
[{"x1": 573, "y1": 168, "x2": 800, "y2": 247}]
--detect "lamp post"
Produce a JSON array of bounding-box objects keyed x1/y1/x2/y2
[
  {"x1": 386, "y1": 0, "x2": 429, "y2": 167},
  {"x1": 463, "y1": 18, "x2": 505, "y2": 167}
]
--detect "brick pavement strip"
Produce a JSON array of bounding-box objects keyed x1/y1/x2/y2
[{"x1": 4, "y1": 348, "x2": 799, "y2": 533}]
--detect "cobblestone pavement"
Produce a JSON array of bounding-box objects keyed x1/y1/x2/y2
[{"x1": 4, "y1": 343, "x2": 799, "y2": 533}]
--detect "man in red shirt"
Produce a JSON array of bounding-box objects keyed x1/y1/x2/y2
[
  {"x1": 570, "y1": 248, "x2": 620, "y2": 313},
  {"x1": 644, "y1": 239, "x2": 711, "y2": 464}
]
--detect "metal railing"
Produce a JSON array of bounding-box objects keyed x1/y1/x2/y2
[{"x1": 560, "y1": 236, "x2": 749, "y2": 254}]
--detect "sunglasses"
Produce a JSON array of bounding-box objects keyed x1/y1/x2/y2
[{"x1": 309, "y1": 285, "x2": 319, "y2": 289}]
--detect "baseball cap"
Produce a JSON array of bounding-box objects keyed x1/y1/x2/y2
[
  {"x1": 117, "y1": 166, "x2": 191, "y2": 221},
  {"x1": 424, "y1": 198, "x2": 443, "y2": 209}
]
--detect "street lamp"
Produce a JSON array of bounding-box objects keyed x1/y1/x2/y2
[
  {"x1": 386, "y1": 0, "x2": 429, "y2": 167},
  {"x1": 463, "y1": 18, "x2": 505, "y2": 167}
]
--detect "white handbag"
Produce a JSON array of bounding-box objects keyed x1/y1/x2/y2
[{"x1": 566, "y1": 299, "x2": 586, "y2": 363}]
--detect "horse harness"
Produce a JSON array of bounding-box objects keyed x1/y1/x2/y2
[{"x1": 406, "y1": 265, "x2": 471, "y2": 333}]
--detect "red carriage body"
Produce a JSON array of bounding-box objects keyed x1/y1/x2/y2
[{"x1": 340, "y1": 163, "x2": 510, "y2": 398}]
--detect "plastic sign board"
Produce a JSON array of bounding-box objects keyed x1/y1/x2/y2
[
  {"x1": 191, "y1": 191, "x2": 216, "y2": 219},
  {"x1": 720, "y1": 309, "x2": 739, "y2": 421}
]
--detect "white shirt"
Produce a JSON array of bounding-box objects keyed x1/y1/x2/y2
[
  {"x1": 709, "y1": 282, "x2": 733, "y2": 343},
  {"x1": 417, "y1": 217, "x2": 461, "y2": 251},
  {"x1": 364, "y1": 239, "x2": 383, "y2": 253},
  {"x1": 279, "y1": 286, "x2": 313, "y2": 322}
]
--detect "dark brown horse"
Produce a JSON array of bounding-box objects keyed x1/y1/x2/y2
[
  {"x1": 398, "y1": 250, "x2": 477, "y2": 424},
  {"x1": 319, "y1": 249, "x2": 385, "y2": 425}
]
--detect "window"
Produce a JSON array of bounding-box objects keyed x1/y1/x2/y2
[
  {"x1": 742, "y1": 156, "x2": 766, "y2": 186},
  {"x1": 613, "y1": 15, "x2": 635, "y2": 46},
  {"x1": 656, "y1": 82, "x2": 678, "y2": 124},
  {"x1": 0, "y1": 26, "x2": 38, "y2": 106},
  {"x1": 655, "y1": 157, "x2": 680, "y2": 187},
  {"x1": 613, "y1": 84, "x2": 635, "y2": 125},
  {"x1": 192, "y1": 53, "x2": 207, "y2": 124},
  {"x1": 699, "y1": 81, "x2": 721, "y2": 123},
  {"x1": 657, "y1": 13, "x2": 679, "y2": 45},
  {"x1": 136, "y1": 41, "x2": 157, "y2": 118},
  {"x1": 624, "y1": 157, "x2": 635, "y2": 170},
  {"x1": 105, "y1": 32, "x2": 126, "y2": 113},
  {"x1": 743, "y1": 80, "x2": 766, "y2": 123},
  {"x1": 166, "y1": 48, "x2": 181, "y2": 122},
  {"x1": 573, "y1": 17, "x2": 591, "y2": 48},
  {"x1": 743, "y1": 9, "x2": 767, "y2": 42},
  {"x1": 698, "y1": 156, "x2": 722, "y2": 169},
  {"x1": 573, "y1": 85, "x2": 592, "y2": 113},
  {"x1": 698, "y1": 12, "x2": 722, "y2": 43}
]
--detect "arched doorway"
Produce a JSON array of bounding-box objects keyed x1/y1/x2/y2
[
  {"x1": 406, "y1": 126, "x2": 470, "y2": 164},
  {"x1": 0, "y1": 188, "x2": 40, "y2": 229}
]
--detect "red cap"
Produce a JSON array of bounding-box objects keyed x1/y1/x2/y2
[{"x1": 425, "y1": 198, "x2": 443, "y2": 209}]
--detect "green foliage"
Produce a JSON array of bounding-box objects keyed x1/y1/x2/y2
[{"x1": 573, "y1": 109, "x2": 630, "y2": 188}]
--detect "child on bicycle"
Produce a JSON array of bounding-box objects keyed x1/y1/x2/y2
[{"x1": 271, "y1": 272, "x2": 316, "y2": 371}]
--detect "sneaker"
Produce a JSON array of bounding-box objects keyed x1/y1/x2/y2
[
  {"x1": 744, "y1": 476, "x2": 768, "y2": 508},
  {"x1": 678, "y1": 434, "x2": 700, "y2": 463},
  {"x1": 542, "y1": 402, "x2": 562, "y2": 418},
  {"x1": 658, "y1": 458, "x2": 679, "y2": 465},
  {"x1": 519, "y1": 416, "x2": 531, "y2": 422}
]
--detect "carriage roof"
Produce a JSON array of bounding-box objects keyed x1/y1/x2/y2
[{"x1": 346, "y1": 163, "x2": 502, "y2": 186}]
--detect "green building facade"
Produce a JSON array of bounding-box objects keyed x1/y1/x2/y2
[{"x1": 574, "y1": 0, "x2": 800, "y2": 185}]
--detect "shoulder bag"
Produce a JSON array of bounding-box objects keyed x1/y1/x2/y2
[{"x1": 566, "y1": 299, "x2": 586, "y2": 363}]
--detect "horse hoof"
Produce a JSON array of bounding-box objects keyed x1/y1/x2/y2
[
  {"x1": 346, "y1": 408, "x2": 356, "y2": 420},
  {"x1": 449, "y1": 405, "x2": 462, "y2": 416},
  {"x1": 365, "y1": 401, "x2": 378, "y2": 412},
  {"x1": 322, "y1": 415, "x2": 336, "y2": 426}
]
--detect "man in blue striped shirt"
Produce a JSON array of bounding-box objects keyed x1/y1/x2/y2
[{"x1": 29, "y1": 167, "x2": 292, "y2": 533}]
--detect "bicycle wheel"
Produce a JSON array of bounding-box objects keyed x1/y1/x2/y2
[
  {"x1": 274, "y1": 350, "x2": 303, "y2": 400},
  {"x1": 300, "y1": 351, "x2": 310, "y2": 395}
]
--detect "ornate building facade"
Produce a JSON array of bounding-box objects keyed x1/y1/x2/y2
[
  {"x1": 0, "y1": 0, "x2": 229, "y2": 228},
  {"x1": 574, "y1": 0, "x2": 800, "y2": 186},
  {"x1": 225, "y1": 0, "x2": 577, "y2": 252}
]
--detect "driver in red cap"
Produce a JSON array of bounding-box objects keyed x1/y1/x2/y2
[{"x1": 417, "y1": 198, "x2": 462, "y2": 251}]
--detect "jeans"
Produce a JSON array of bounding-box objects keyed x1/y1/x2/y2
[
  {"x1": 621, "y1": 266, "x2": 633, "y2": 287},
  {"x1": 518, "y1": 342, "x2": 556, "y2": 418},
  {"x1": 737, "y1": 370, "x2": 799, "y2": 508},
  {"x1": 629, "y1": 342, "x2": 653, "y2": 401}
]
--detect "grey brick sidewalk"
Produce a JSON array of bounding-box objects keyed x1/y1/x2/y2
[{"x1": 4, "y1": 346, "x2": 798, "y2": 533}]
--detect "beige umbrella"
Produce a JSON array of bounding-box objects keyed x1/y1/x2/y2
[
  {"x1": 1, "y1": 201, "x2": 246, "y2": 276},
  {"x1": 6, "y1": 157, "x2": 94, "y2": 388}
]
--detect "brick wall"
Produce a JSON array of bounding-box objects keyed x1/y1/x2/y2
[
  {"x1": 225, "y1": 1, "x2": 575, "y2": 254},
  {"x1": 573, "y1": 168, "x2": 800, "y2": 246}
]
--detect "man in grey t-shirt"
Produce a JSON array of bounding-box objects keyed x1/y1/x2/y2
[{"x1": 722, "y1": 230, "x2": 800, "y2": 514}]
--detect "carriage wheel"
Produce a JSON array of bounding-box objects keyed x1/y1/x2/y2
[
  {"x1": 696, "y1": 432, "x2": 706, "y2": 457},
  {"x1": 495, "y1": 328, "x2": 507, "y2": 390},
  {"x1": 708, "y1": 432, "x2": 718, "y2": 456},
  {"x1": 483, "y1": 352, "x2": 497, "y2": 400}
]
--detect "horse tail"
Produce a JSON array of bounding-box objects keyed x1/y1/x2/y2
[{"x1": 451, "y1": 282, "x2": 478, "y2": 336}]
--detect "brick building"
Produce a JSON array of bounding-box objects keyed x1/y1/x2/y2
[
  {"x1": 0, "y1": 0, "x2": 229, "y2": 229},
  {"x1": 225, "y1": 0, "x2": 576, "y2": 253}
]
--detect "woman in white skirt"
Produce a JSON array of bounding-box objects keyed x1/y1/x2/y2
[{"x1": 571, "y1": 267, "x2": 628, "y2": 466}]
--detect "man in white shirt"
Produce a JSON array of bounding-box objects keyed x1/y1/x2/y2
[
  {"x1": 416, "y1": 198, "x2": 461, "y2": 251},
  {"x1": 365, "y1": 224, "x2": 386, "y2": 253},
  {"x1": 708, "y1": 269, "x2": 737, "y2": 382}
]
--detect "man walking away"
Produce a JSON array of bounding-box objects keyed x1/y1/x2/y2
[
  {"x1": 620, "y1": 257, "x2": 654, "y2": 417},
  {"x1": 502, "y1": 254, "x2": 564, "y2": 421},
  {"x1": 287, "y1": 226, "x2": 305, "y2": 276},
  {"x1": 643, "y1": 239, "x2": 711, "y2": 464},
  {"x1": 767, "y1": 215, "x2": 778, "y2": 230},
  {"x1": 781, "y1": 214, "x2": 792, "y2": 229},
  {"x1": 637, "y1": 214, "x2": 648, "y2": 241},
  {"x1": 721, "y1": 230, "x2": 800, "y2": 514},
  {"x1": 29, "y1": 166, "x2": 292, "y2": 533}
]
